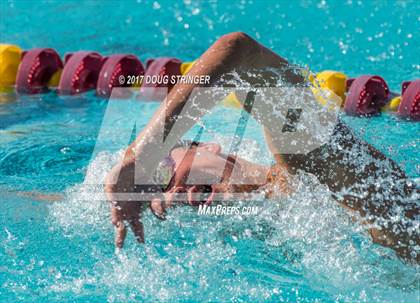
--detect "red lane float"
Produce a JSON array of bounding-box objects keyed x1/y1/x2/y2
[
  {"x1": 58, "y1": 51, "x2": 103, "y2": 95},
  {"x1": 344, "y1": 75, "x2": 389, "y2": 116},
  {"x1": 96, "y1": 54, "x2": 145, "y2": 97},
  {"x1": 398, "y1": 79, "x2": 420, "y2": 120},
  {"x1": 140, "y1": 57, "x2": 182, "y2": 101},
  {"x1": 3, "y1": 43, "x2": 420, "y2": 121},
  {"x1": 15, "y1": 48, "x2": 63, "y2": 94}
]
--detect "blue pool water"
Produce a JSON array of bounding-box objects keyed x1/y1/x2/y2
[{"x1": 0, "y1": 1, "x2": 419, "y2": 302}]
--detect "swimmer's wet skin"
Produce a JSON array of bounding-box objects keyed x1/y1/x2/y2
[{"x1": 105, "y1": 32, "x2": 419, "y2": 262}]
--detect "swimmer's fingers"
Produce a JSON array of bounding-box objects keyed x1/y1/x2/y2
[
  {"x1": 165, "y1": 186, "x2": 185, "y2": 207},
  {"x1": 187, "y1": 186, "x2": 200, "y2": 206},
  {"x1": 111, "y1": 203, "x2": 145, "y2": 247},
  {"x1": 129, "y1": 218, "x2": 145, "y2": 244},
  {"x1": 150, "y1": 198, "x2": 167, "y2": 220},
  {"x1": 110, "y1": 202, "x2": 122, "y2": 226},
  {"x1": 111, "y1": 204, "x2": 127, "y2": 248},
  {"x1": 115, "y1": 220, "x2": 128, "y2": 248},
  {"x1": 205, "y1": 185, "x2": 218, "y2": 205}
]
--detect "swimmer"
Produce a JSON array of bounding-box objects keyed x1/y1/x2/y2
[{"x1": 105, "y1": 32, "x2": 418, "y2": 262}]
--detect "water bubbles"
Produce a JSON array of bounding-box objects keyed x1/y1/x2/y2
[
  {"x1": 338, "y1": 40, "x2": 349, "y2": 55},
  {"x1": 317, "y1": 0, "x2": 327, "y2": 9},
  {"x1": 152, "y1": 1, "x2": 161, "y2": 10},
  {"x1": 60, "y1": 146, "x2": 72, "y2": 154},
  {"x1": 374, "y1": 32, "x2": 384, "y2": 39}
]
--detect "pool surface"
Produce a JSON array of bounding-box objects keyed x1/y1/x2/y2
[{"x1": 1, "y1": 1, "x2": 419, "y2": 302}]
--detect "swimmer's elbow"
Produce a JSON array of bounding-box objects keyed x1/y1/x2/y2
[
  {"x1": 215, "y1": 31, "x2": 258, "y2": 53},
  {"x1": 219, "y1": 32, "x2": 253, "y2": 44}
]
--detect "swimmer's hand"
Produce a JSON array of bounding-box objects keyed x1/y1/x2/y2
[
  {"x1": 105, "y1": 159, "x2": 145, "y2": 248},
  {"x1": 110, "y1": 201, "x2": 144, "y2": 248}
]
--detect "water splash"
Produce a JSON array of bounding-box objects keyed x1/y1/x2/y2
[{"x1": 44, "y1": 141, "x2": 419, "y2": 302}]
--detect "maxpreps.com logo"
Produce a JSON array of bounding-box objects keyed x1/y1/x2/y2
[{"x1": 197, "y1": 204, "x2": 259, "y2": 216}]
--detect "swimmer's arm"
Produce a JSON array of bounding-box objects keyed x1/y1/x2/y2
[
  {"x1": 107, "y1": 32, "x2": 303, "y2": 247},
  {"x1": 127, "y1": 32, "x2": 300, "y2": 170}
]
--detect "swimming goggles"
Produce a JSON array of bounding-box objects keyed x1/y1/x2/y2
[{"x1": 152, "y1": 140, "x2": 199, "y2": 190}]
